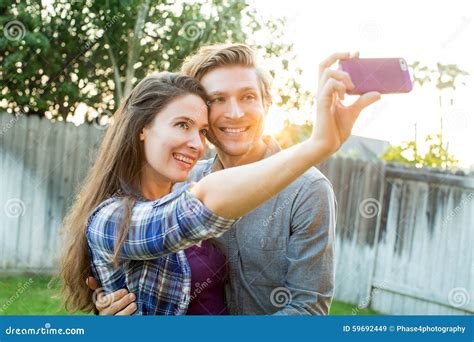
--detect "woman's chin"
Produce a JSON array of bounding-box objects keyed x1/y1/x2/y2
[{"x1": 170, "y1": 172, "x2": 190, "y2": 184}]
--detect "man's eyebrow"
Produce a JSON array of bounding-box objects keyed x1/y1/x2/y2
[
  {"x1": 207, "y1": 86, "x2": 258, "y2": 97},
  {"x1": 207, "y1": 91, "x2": 226, "y2": 97}
]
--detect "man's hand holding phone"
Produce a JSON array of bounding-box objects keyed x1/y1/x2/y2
[{"x1": 312, "y1": 52, "x2": 382, "y2": 156}]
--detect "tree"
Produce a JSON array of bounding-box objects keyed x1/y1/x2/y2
[
  {"x1": 381, "y1": 133, "x2": 458, "y2": 169},
  {"x1": 1, "y1": 0, "x2": 308, "y2": 123},
  {"x1": 382, "y1": 61, "x2": 469, "y2": 170}
]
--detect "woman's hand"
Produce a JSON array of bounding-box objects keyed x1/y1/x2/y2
[{"x1": 311, "y1": 52, "x2": 381, "y2": 156}]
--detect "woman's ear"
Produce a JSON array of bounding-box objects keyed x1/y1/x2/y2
[{"x1": 139, "y1": 128, "x2": 147, "y2": 141}]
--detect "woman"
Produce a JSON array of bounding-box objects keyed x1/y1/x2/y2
[{"x1": 61, "y1": 68, "x2": 379, "y2": 315}]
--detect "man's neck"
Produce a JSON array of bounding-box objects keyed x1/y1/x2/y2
[{"x1": 217, "y1": 139, "x2": 267, "y2": 169}]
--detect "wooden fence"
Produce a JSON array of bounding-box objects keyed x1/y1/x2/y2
[
  {"x1": 1, "y1": 112, "x2": 473, "y2": 315},
  {"x1": 318, "y1": 158, "x2": 473, "y2": 315}
]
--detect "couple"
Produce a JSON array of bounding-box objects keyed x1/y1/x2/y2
[{"x1": 61, "y1": 44, "x2": 380, "y2": 315}]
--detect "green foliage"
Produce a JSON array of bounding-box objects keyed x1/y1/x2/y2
[
  {"x1": 400, "y1": 60, "x2": 468, "y2": 169},
  {"x1": 409, "y1": 61, "x2": 469, "y2": 90},
  {"x1": 381, "y1": 133, "x2": 458, "y2": 170},
  {"x1": 273, "y1": 120, "x2": 313, "y2": 149},
  {"x1": 1, "y1": 0, "x2": 308, "y2": 122}
]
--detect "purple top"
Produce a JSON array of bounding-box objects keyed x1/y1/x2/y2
[{"x1": 184, "y1": 239, "x2": 228, "y2": 315}]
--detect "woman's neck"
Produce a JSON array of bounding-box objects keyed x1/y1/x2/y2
[{"x1": 140, "y1": 164, "x2": 173, "y2": 200}]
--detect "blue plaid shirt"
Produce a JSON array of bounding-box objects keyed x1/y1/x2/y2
[{"x1": 86, "y1": 183, "x2": 236, "y2": 315}]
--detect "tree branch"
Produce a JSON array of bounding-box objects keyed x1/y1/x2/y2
[
  {"x1": 124, "y1": 0, "x2": 151, "y2": 98},
  {"x1": 105, "y1": 33, "x2": 123, "y2": 105}
]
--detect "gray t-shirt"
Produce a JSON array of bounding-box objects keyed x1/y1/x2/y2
[{"x1": 187, "y1": 150, "x2": 337, "y2": 315}]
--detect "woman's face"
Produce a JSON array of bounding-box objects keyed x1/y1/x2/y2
[{"x1": 140, "y1": 94, "x2": 209, "y2": 184}]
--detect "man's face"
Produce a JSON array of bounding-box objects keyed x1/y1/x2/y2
[{"x1": 199, "y1": 66, "x2": 266, "y2": 156}]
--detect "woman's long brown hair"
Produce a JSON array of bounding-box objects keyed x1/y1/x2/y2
[{"x1": 60, "y1": 72, "x2": 208, "y2": 312}]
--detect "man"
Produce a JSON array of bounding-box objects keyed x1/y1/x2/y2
[{"x1": 87, "y1": 44, "x2": 378, "y2": 315}]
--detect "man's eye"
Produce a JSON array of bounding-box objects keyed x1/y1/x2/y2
[
  {"x1": 209, "y1": 97, "x2": 224, "y2": 104},
  {"x1": 177, "y1": 122, "x2": 189, "y2": 130},
  {"x1": 242, "y1": 94, "x2": 256, "y2": 101},
  {"x1": 200, "y1": 129, "x2": 208, "y2": 136}
]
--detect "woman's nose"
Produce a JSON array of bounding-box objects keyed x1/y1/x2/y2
[{"x1": 188, "y1": 131, "x2": 204, "y2": 151}]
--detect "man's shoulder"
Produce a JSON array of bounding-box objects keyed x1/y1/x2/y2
[
  {"x1": 262, "y1": 166, "x2": 334, "y2": 211},
  {"x1": 188, "y1": 158, "x2": 213, "y2": 182},
  {"x1": 293, "y1": 166, "x2": 333, "y2": 191}
]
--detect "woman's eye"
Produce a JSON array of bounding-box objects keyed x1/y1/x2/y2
[
  {"x1": 177, "y1": 122, "x2": 189, "y2": 130},
  {"x1": 200, "y1": 129, "x2": 208, "y2": 136}
]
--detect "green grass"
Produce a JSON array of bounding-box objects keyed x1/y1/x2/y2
[
  {"x1": 0, "y1": 275, "x2": 379, "y2": 315},
  {"x1": 0, "y1": 275, "x2": 89, "y2": 315}
]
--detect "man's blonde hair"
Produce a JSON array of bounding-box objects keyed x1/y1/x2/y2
[{"x1": 180, "y1": 43, "x2": 272, "y2": 111}]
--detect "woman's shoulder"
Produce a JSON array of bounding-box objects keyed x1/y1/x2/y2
[
  {"x1": 87, "y1": 196, "x2": 124, "y2": 228},
  {"x1": 87, "y1": 184, "x2": 192, "y2": 227}
]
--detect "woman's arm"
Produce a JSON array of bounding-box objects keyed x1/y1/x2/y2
[
  {"x1": 86, "y1": 187, "x2": 236, "y2": 261},
  {"x1": 192, "y1": 52, "x2": 381, "y2": 218}
]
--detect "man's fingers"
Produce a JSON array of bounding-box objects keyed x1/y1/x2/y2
[
  {"x1": 95, "y1": 289, "x2": 128, "y2": 312},
  {"x1": 319, "y1": 69, "x2": 354, "y2": 91},
  {"x1": 319, "y1": 52, "x2": 351, "y2": 74},
  {"x1": 320, "y1": 79, "x2": 346, "y2": 103},
  {"x1": 350, "y1": 91, "x2": 381, "y2": 113},
  {"x1": 115, "y1": 303, "x2": 138, "y2": 316},
  {"x1": 98, "y1": 292, "x2": 136, "y2": 316},
  {"x1": 86, "y1": 277, "x2": 99, "y2": 291},
  {"x1": 350, "y1": 51, "x2": 360, "y2": 59}
]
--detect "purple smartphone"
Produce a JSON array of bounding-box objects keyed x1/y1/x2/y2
[{"x1": 339, "y1": 58, "x2": 413, "y2": 95}]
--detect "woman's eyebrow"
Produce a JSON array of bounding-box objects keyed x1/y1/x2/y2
[{"x1": 174, "y1": 116, "x2": 208, "y2": 128}]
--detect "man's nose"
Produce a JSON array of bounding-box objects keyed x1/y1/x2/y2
[{"x1": 226, "y1": 97, "x2": 244, "y2": 119}]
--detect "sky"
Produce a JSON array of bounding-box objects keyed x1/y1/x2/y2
[{"x1": 253, "y1": 0, "x2": 473, "y2": 168}]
